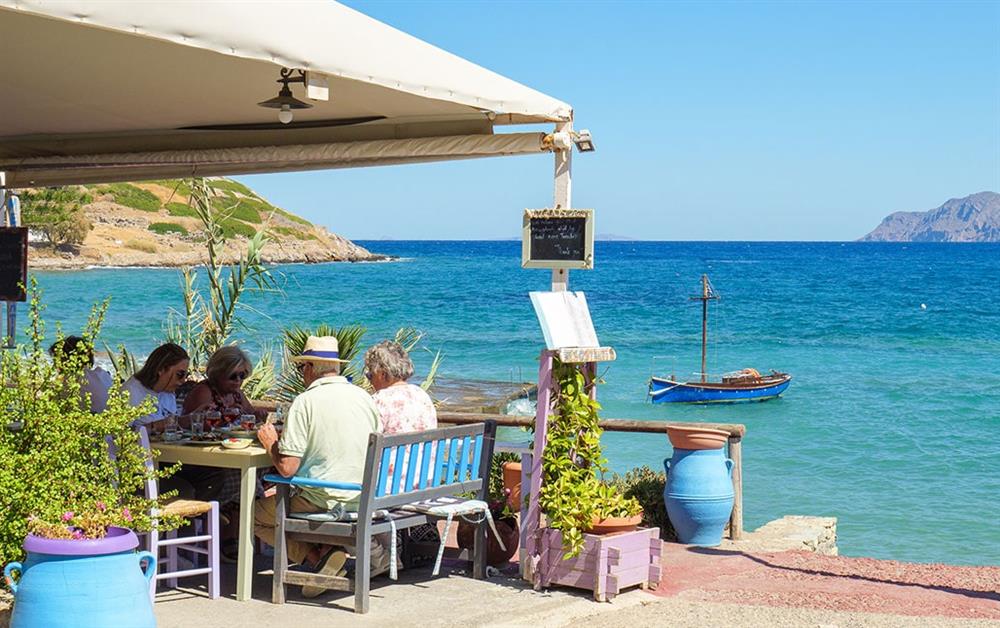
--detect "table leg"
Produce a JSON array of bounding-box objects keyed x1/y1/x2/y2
[{"x1": 235, "y1": 466, "x2": 257, "y2": 601}]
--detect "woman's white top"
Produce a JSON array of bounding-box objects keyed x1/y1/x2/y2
[
  {"x1": 82, "y1": 366, "x2": 113, "y2": 413},
  {"x1": 123, "y1": 376, "x2": 177, "y2": 426}
]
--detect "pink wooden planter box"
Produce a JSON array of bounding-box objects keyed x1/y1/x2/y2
[{"x1": 530, "y1": 527, "x2": 661, "y2": 602}]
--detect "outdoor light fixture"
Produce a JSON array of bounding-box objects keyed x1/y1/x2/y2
[
  {"x1": 573, "y1": 129, "x2": 595, "y2": 153},
  {"x1": 257, "y1": 68, "x2": 313, "y2": 124}
]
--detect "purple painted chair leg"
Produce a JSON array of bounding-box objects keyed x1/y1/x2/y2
[{"x1": 166, "y1": 530, "x2": 179, "y2": 588}]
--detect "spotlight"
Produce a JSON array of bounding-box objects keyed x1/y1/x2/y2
[{"x1": 573, "y1": 129, "x2": 595, "y2": 153}]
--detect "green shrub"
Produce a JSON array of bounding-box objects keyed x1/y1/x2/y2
[
  {"x1": 19, "y1": 187, "x2": 93, "y2": 247},
  {"x1": 104, "y1": 183, "x2": 161, "y2": 212},
  {"x1": 165, "y1": 202, "x2": 197, "y2": 218},
  {"x1": 148, "y1": 222, "x2": 188, "y2": 236},
  {"x1": 219, "y1": 219, "x2": 258, "y2": 239},
  {"x1": 610, "y1": 465, "x2": 675, "y2": 541},
  {"x1": 211, "y1": 197, "x2": 262, "y2": 224},
  {"x1": 0, "y1": 283, "x2": 182, "y2": 572}
]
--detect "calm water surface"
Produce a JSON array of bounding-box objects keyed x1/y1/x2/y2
[{"x1": 26, "y1": 241, "x2": 1000, "y2": 566}]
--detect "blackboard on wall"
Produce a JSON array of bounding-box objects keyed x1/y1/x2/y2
[
  {"x1": 0, "y1": 228, "x2": 28, "y2": 301},
  {"x1": 521, "y1": 209, "x2": 594, "y2": 269}
]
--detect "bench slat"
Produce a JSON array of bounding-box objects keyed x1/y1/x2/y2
[
  {"x1": 392, "y1": 445, "x2": 407, "y2": 495},
  {"x1": 446, "y1": 437, "x2": 460, "y2": 484},
  {"x1": 376, "y1": 446, "x2": 392, "y2": 497},
  {"x1": 418, "y1": 441, "x2": 432, "y2": 490},
  {"x1": 470, "y1": 434, "x2": 482, "y2": 484},
  {"x1": 432, "y1": 439, "x2": 447, "y2": 487},
  {"x1": 458, "y1": 435, "x2": 472, "y2": 481}
]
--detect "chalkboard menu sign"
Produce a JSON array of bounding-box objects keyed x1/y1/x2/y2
[
  {"x1": 0, "y1": 228, "x2": 28, "y2": 301},
  {"x1": 521, "y1": 209, "x2": 594, "y2": 269}
]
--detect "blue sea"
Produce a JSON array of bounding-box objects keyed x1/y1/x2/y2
[{"x1": 25, "y1": 241, "x2": 1000, "y2": 566}]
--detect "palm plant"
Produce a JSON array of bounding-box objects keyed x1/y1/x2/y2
[
  {"x1": 274, "y1": 325, "x2": 442, "y2": 401},
  {"x1": 275, "y1": 324, "x2": 366, "y2": 401},
  {"x1": 164, "y1": 177, "x2": 278, "y2": 376}
]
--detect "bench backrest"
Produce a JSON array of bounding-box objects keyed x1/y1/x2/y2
[{"x1": 358, "y1": 421, "x2": 497, "y2": 513}]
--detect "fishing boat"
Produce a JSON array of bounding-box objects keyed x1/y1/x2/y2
[{"x1": 648, "y1": 275, "x2": 791, "y2": 404}]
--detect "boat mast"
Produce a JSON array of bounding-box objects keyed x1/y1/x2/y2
[{"x1": 690, "y1": 274, "x2": 720, "y2": 382}]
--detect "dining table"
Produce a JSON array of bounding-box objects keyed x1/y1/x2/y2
[{"x1": 153, "y1": 440, "x2": 272, "y2": 601}]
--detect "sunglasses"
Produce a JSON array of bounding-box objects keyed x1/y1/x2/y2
[
  {"x1": 229, "y1": 370, "x2": 249, "y2": 382},
  {"x1": 295, "y1": 362, "x2": 310, "y2": 373}
]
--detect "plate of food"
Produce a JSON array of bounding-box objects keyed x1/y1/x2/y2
[
  {"x1": 221, "y1": 437, "x2": 252, "y2": 450},
  {"x1": 220, "y1": 427, "x2": 258, "y2": 439},
  {"x1": 181, "y1": 433, "x2": 226, "y2": 446}
]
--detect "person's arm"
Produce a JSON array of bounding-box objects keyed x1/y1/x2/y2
[
  {"x1": 257, "y1": 423, "x2": 300, "y2": 477},
  {"x1": 182, "y1": 383, "x2": 213, "y2": 415},
  {"x1": 237, "y1": 389, "x2": 268, "y2": 421}
]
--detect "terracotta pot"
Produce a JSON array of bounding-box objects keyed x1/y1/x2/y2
[
  {"x1": 586, "y1": 512, "x2": 644, "y2": 535},
  {"x1": 501, "y1": 461, "x2": 522, "y2": 510},
  {"x1": 456, "y1": 518, "x2": 519, "y2": 566},
  {"x1": 666, "y1": 425, "x2": 729, "y2": 450}
]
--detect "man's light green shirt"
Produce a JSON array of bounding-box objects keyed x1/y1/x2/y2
[{"x1": 278, "y1": 375, "x2": 380, "y2": 510}]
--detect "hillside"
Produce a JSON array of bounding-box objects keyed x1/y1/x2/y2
[
  {"x1": 860, "y1": 192, "x2": 1000, "y2": 242},
  {"x1": 23, "y1": 178, "x2": 385, "y2": 268}
]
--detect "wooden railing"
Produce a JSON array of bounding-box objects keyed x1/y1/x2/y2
[{"x1": 437, "y1": 411, "x2": 746, "y2": 540}]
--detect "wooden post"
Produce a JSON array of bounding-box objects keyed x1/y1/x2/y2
[
  {"x1": 551, "y1": 120, "x2": 572, "y2": 292},
  {"x1": 728, "y1": 435, "x2": 743, "y2": 540},
  {"x1": 523, "y1": 349, "x2": 553, "y2": 582}
]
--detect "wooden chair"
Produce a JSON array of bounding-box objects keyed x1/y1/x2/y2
[
  {"x1": 266, "y1": 421, "x2": 497, "y2": 614},
  {"x1": 138, "y1": 427, "x2": 221, "y2": 601}
]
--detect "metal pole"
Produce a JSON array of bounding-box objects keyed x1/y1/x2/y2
[{"x1": 2, "y1": 176, "x2": 17, "y2": 348}]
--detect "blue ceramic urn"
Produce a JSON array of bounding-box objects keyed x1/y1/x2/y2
[
  {"x1": 3, "y1": 526, "x2": 157, "y2": 628},
  {"x1": 664, "y1": 448, "x2": 735, "y2": 546}
]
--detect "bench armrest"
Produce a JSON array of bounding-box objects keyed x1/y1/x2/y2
[{"x1": 263, "y1": 473, "x2": 363, "y2": 491}]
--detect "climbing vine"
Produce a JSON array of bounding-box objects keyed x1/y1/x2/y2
[{"x1": 539, "y1": 359, "x2": 641, "y2": 558}]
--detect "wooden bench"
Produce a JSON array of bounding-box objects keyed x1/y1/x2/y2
[{"x1": 266, "y1": 421, "x2": 497, "y2": 614}]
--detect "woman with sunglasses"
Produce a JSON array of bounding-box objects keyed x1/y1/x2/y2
[
  {"x1": 182, "y1": 345, "x2": 267, "y2": 421},
  {"x1": 180, "y1": 345, "x2": 264, "y2": 560},
  {"x1": 124, "y1": 342, "x2": 192, "y2": 428}
]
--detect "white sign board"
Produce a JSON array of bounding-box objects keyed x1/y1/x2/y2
[{"x1": 529, "y1": 291, "x2": 599, "y2": 350}]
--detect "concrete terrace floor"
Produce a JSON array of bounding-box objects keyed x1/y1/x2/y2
[{"x1": 154, "y1": 543, "x2": 1000, "y2": 628}]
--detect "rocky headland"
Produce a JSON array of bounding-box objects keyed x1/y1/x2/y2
[
  {"x1": 860, "y1": 191, "x2": 1000, "y2": 242},
  {"x1": 23, "y1": 178, "x2": 387, "y2": 269}
]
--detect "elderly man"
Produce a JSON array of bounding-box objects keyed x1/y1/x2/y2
[{"x1": 254, "y1": 335, "x2": 382, "y2": 598}]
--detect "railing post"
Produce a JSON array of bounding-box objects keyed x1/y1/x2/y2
[{"x1": 727, "y1": 435, "x2": 743, "y2": 540}]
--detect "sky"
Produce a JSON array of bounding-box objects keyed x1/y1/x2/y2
[{"x1": 238, "y1": 1, "x2": 1000, "y2": 241}]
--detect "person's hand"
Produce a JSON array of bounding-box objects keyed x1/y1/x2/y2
[{"x1": 258, "y1": 422, "x2": 279, "y2": 450}]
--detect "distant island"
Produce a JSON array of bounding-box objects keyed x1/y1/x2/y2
[
  {"x1": 860, "y1": 192, "x2": 1000, "y2": 242},
  {"x1": 20, "y1": 178, "x2": 385, "y2": 269}
]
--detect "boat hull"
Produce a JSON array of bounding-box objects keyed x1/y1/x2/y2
[{"x1": 649, "y1": 374, "x2": 791, "y2": 404}]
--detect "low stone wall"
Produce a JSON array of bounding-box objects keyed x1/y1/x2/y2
[{"x1": 719, "y1": 515, "x2": 838, "y2": 555}]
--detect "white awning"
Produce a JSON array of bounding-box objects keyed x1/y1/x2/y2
[{"x1": 0, "y1": 1, "x2": 572, "y2": 186}]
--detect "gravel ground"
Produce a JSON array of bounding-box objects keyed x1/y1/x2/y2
[
  {"x1": 567, "y1": 597, "x2": 1000, "y2": 628},
  {"x1": 654, "y1": 545, "x2": 1000, "y2": 623}
]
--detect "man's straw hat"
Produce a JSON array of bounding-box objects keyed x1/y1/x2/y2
[{"x1": 291, "y1": 335, "x2": 348, "y2": 364}]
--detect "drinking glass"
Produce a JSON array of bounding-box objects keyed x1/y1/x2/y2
[
  {"x1": 240, "y1": 414, "x2": 256, "y2": 431},
  {"x1": 204, "y1": 410, "x2": 222, "y2": 432},
  {"x1": 190, "y1": 412, "x2": 205, "y2": 436},
  {"x1": 164, "y1": 413, "x2": 179, "y2": 436},
  {"x1": 223, "y1": 407, "x2": 240, "y2": 427}
]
